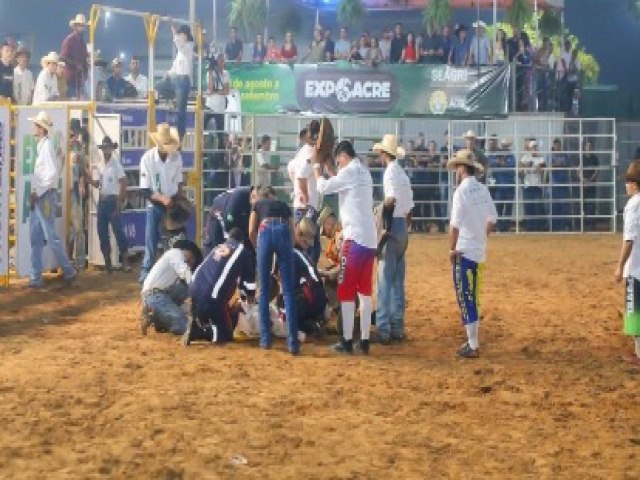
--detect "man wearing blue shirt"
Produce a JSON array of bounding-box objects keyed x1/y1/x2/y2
[{"x1": 488, "y1": 138, "x2": 516, "y2": 232}]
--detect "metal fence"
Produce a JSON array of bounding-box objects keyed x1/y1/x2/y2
[{"x1": 200, "y1": 113, "x2": 617, "y2": 234}]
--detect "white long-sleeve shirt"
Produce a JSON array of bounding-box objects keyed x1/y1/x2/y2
[
  {"x1": 33, "y1": 136, "x2": 59, "y2": 197},
  {"x1": 169, "y1": 35, "x2": 194, "y2": 78},
  {"x1": 142, "y1": 248, "x2": 192, "y2": 296},
  {"x1": 383, "y1": 160, "x2": 414, "y2": 217},
  {"x1": 317, "y1": 158, "x2": 377, "y2": 249},
  {"x1": 32, "y1": 69, "x2": 58, "y2": 104},
  {"x1": 13, "y1": 65, "x2": 34, "y2": 105}
]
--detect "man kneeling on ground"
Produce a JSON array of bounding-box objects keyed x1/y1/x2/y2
[
  {"x1": 183, "y1": 228, "x2": 257, "y2": 346},
  {"x1": 140, "y1": 240, "x2": 203, "y2": 335}
]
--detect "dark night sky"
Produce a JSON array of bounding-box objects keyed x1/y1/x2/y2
[{"x1": 2, "y1": 0, "x2": 637, "y2": 90}]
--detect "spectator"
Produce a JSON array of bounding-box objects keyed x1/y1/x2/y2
[
  {"x1": 125, "y1": 56, "x2": 148, "y2": 99},
  {"x1": 420, "y1": 27, "x2": 443, "y2": 64},
  {"x1": 463, "y1": 130, "x2": 487, "y2": 179},
  {"x1": 469, "y1": 21, "x2": 491, "y2": 66},
  {"x1": 581, "y1": 137, "x2": 599, "y2": 230},
  {"x1": 33, "y1": 52, "x2": 60, "y2": 104},
  {"x1": 68, "y1": 120, "x2": 87, "y2": 270},
  {"x1": 225, "y1": 27, "x2": 243, "y2": 63},
  {"x1": 390, "y1": 23, "x2": 406, "y2": 63},
  {"x1": 106, "y1": 58, "x2": 129, "y2": 100},
  {"x1": 494, "y1": 28, "x2": 507, "y2": 65},
  {"x1": 535, "y1": 37, "x2": 553, "y2": 111},
  {"x1": 166, "y1": 23, "x2": 194, "y2": 142},
  {"x1": 440, "y1": 25, "x2": 453, "y2": 64},
  {"x1": 280, "y1": 31, "x2": 298, "y2": 64},
  {"x1": 367, "y1": 36, "x2": 383, "y2": 66},
  {"x1": 303, "y1": 28, "x2": 326, "y2": 64},
  {"x1": 0, "y1": 40, "x2": 15, "y2": 101},
  {"x1": 13, "y1": 47, "x2": 34, "y2": 105},
  {"x1": 489, "y1": 138, "x2": 516, "y2": 232},
  {"x1": 379, "y1": 28, "x2": 392, "y2": 62},
  {"x1": 265, "y1": 37, "x2": 281, "y2": 63},
  {"x1": 256, "y1": 134, "x2": 276, "y2": 187},
  {"x1": 86, "y1": 51, "x2": 107, "y2": 100},
  {"x1": 323, "y1": 30, "x2": 335, "y2": 62},
  {"x1": 565, "y1": 48, "x2": 581, "y2": 113},
  {"x1": 334, "y1": 27, "x2": 351, "y2": 60},
  {"x1": 415, "y1": 32, "x2": 424, "y2": 55},
  {"x1": 546, "y1": 138, "x2": 572, "y2": 231},
  {"x1": 507, "y1": 27, "x2": 520, "y2": 63},
  {"x1": 358, "y1": 35, "x2": 370, "y2": 60},
  {"x1": 205, "y1": 53, "x2": 230, "y2": 165},
  {"x1": 347, "y1": 44, "x2": 364, "y2": 63},
  {"x1": 61, "y1": 13, "x2": 88, "y2": 99},
  {"x1": 401, "y1": 32, "x2": 418, "y2": 64},
  {"x1": 252, "y1": 33, "x2": 267, "y2": 63},
  {"x1": 515, "y1": 38, "x2": 532, "y2": 111},
  {"x1": 449, "y1": 25, "x2": 470, "y2": 66},
  {"x1": 56, "y1": 61, "x2": 67, "y2": 99},
  {"x1": 520, "y1": 139, "x2": 546, "y2": 232}
]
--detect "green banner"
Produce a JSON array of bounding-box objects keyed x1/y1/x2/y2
[{"x1": 209, "y1": 63, "x2": 510, "y2": 117}]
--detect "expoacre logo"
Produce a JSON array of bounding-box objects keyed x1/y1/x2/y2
[{"x1": 297, "y1": 69, "x2": 399, "y2": 113}]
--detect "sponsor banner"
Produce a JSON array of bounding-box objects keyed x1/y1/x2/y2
[
  {"x1": 119, "y1": 148, "x2": 194, "y2": 170},
  {"x1": 156, "y1": 108, "x2": 196, "y2": 130},
  {"x1": 15, "y1": 107, "x2": 68, "y2": 277},
  {"x1": 96, "y1": 105, "x2": 147, "y2": 127},
  {"x1": 0, "y1": 106, "x2": 9, "y2": 277},
  {"x1": 216, "y1": 63, "x2": 509, "y2": 117},
  {"x1": 120, "y1": 210, "x2": 196, "y2": 249}
]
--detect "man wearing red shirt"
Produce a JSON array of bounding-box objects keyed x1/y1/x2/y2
[{"x1": 61, "y1": 13, "x2": 88, "y2": 99}]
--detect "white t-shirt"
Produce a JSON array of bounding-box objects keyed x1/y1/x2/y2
[
  {"x1": 317, "y1": 158, "x2": 377, "y2": 249},
  {"x1": 450, "y1": 176, "x2": 498, "y2": 264},
  {"x1": 521, "y1": 153, "x2": 546, "y2": 187},
  {"x1": 97, "y1": 154, "x2": 126, "y2": 196},
  {"x1": 33, "y1": 136, "x2": 59, "y2": 197},
  {"x1": 383, "y1": 160, "x2": 414, "y2": 217},
  {"x1": 139, "y1": 147, "x2": 183, "y2": 200},
  {"x1": 33, "y1": 69, "x2": 59, "y2": 104},
  {"x1": 169, "y1": 35, "x2": 194, "y2": 78},
  {"x1": 256, "y1": 149, "x2": 271, "y2": 187},
  {"x1": 205, "y1": 68, "x2": 230, "y2": 112},
  {"x1": 291, "y1": 144, "x2": 318, "y2": 209},
  {"x1": 624, "y1": 194, "x2": 640, "y2": 279},
  {"x1": 142, "y1": 248, "x2": 192, "y2": 296},
  {"x1": 14, "y1": 65, "x2": 34, "y2": 105},
  {"x1": 125, "y1": 73, "x2": 148, "y2": 99}
]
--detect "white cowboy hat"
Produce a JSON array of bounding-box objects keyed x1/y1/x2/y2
[
  {"x1": 41, "y1": 51, "x2": 59, "y2": 68},
  {"x1": 463, "y1": 129, "x2": 477, "y2": 139},
  {"x1": 29, "y1": 111, "x2": 53, "y2": 131},
  {"x1": 150, "y1": 123, "x2": 180, "y2": 152},
  {"x1": 472, "y1": 21, "x2": 487, "y2": 28},
  {"x1": 372, "y1": 134, "x2": 405, "y2": 159},
  {"x1": 500, "y1": 137, "x2": 512, "y2": 147},
  {"x1": 69, "y1": 13, "x2": 87, "y2": 27}
]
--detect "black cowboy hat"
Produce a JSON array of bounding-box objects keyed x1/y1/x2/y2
[
  {"x1": 165, "y1": 195, "x2": 193, "y2": 231},
  {"x1": 97, "y1": 136, "x2": 118, "y2": 150}
]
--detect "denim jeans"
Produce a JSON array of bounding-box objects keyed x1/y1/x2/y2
[
  {"x1": 523, "y1": 187, "x2": 545, "y2": 232},
  {"x1": 143, "y1": 281, "x2": 189, "y2": 334},
  {"x1": 376, "y1": 217, "x2": 408, "y2": 338},
  {"x1": 97, "y1": 196, "x2": 128, "y2": 263},
  {"x1": 550, "y1": 187, "x2": 571, "y2": 231},
  {"x1": 494, "y1": 187, "x2": 515, "y2": 232},
  {"x1": 172, "y1": 74, "x2": 191, "y2": 141},
  {"x1": 29, "y1": 190, "x2": 75, "y2": 285},
  {"x1": 139, "y1": 204, "x2": 164, "y2": 283},
  {"x1": 257, "y1": 220, "x2": 299, "y2": 352}
]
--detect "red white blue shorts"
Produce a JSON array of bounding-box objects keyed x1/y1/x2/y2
[{"x1": 337, "y1": 239, "x2": 376, "y2": 301}]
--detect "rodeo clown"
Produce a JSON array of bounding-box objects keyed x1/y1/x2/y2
[
  {"x1": 182, "y1": 228, "x2": 256, "y2": 346},
  {"x1": 447, "y1": 149, "x2": 497, "y2": 359}
]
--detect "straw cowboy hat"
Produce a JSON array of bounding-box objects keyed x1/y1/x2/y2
[
  {"x1": 297, "y1": 217, "x2": 316, "y2": 247},
  {"x1": 41, "y1": 51, "x2": 59, "y2": 68},
  {"x1": 29, "y1": 111, "x2": 53, "y2": 131},
  {"x1": 500, "y1": 137, "x2": 512, "y2": 147},
  {"x1": 626, "y1": 161, "x2": 640, "y2": 184},
  {"x1": 372, "y1": 134, "x2": 405, "y2": 159},
  {"x1": 150, "y1": 123, "x2": 180, "y2": 152},
  {"x1": 69, "y1": 13, "x2": 87, "y2": 27},
  {"x1": 447, "y1": 148, "x2": 485, "y2": 173},
  {"x1": 317, "y1": 206, "x2": 334, "y2": 229},
  {"x1": 463, "y1": 129, "x2": 477, "y2": 139}
]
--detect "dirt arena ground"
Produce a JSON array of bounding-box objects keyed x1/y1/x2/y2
[{"x1": 0, "y1": 234, "x2": 638, "y2": 478}]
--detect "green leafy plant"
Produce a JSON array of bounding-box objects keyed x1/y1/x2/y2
[
  {"x1": 337, "y1": 0, "x2": 367, "y2": 29},
  {"x1": 505, "y1": 0, "x2": 533, "y2": 29},
  {"x1": 422, "y1": 0, "x2": 452, "y2": 32},
  {"x1": 278, "y1": 5, "x2": 303, "y2": 37},
  {"x1": 228, "y1": 0, "x2": 267, "y2": 39}
]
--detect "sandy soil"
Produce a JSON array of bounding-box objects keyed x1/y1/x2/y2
[{"x1": 0, "y1": 235, "x2": 638, "y2": 479}]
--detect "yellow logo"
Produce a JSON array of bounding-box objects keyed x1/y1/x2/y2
[{"x1": 429, "y1": 90, "x2": 448, "y2": 115}]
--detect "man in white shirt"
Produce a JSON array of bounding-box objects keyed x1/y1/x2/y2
[
  {"x1": 165, "y1": 23, "x2": 194, "y2": 142},
  {"x1": 315, "y1": 140, "x2": 377, "y2": 355},
  {"x1": 27, "y1": 111, "x2": 76, "y2": 288},
  {"x1": 379, "y1": 29, "x2": 392, "y2": 62},
  {"x1": 519, "y1": 139, "x2": 546, "y2": 232},
  {"x1": 138, "y1": 123, "x2": 184, "y2": 283},
  {"x1": 256, "y1": 134, "x2": 276, "y2": 187},
  {"x1": 448, "y1": 149, "x2": 497, "y2": 358},
  {"x1": 334, "y1": 27, "x2": 351, "y2": 60},
  {"x1": 89, "y1": 136, "x2": 130, "y2": 273},
  {"x1": 33, "y1": 52, "x2": 60, "y2": 104},
  {"x1": 469, "y1": 21, "x2": 492, "y2": 66},
  {"x1": 372, "y1": 134, "x2": 414, "y2": 344},
  {"x1": 125, "y1": 56, "x2": 148, "y2": 99},
  {"x1": 140, "y1": 239, "x2": 202, "y2": 336},
  {"x1": 13, "y1": 47, "x2": 34, "y2": 105}
]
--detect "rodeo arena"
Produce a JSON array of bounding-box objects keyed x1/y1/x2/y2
[{"x1": 1, "y1": 0, "x2": 640, "y2": 477}]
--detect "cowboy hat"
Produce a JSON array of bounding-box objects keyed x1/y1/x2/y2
[
  {"x1": 372, "y1": 134, "x2": 405, "y2": 159},
  {"x1": 317, "y1": 206, "x2": 334, "y2": 229},
  {"x1": 500, "y1": 137, "x2": 512, "y2": 147},
  {"x1": 472, "y1": 20, "x2": 487, "y2": 28},
  {"x1": 15, "y1": 46, "x2": 30, "y2": 58},
  {"x1": 463, "y1": 129, "x2": 477, "y2": 139},
  {"x1": 447, "y1": 148, "x2": 475, "y2": 170},
  {"x1": 41, "y1": 51, "x2": 59, "y2": 68},
  {"x1": 150, "y1": 123, "x2": 180, "y2": 152},
  {"x1": 29, "y1": 111, "x2": 53, "y2": 131},
  {"x1": 164, "y1": 195, "x2": 193, "y2": 231},
  {"x1": 626, "y1": 161, "x2": 640, "y2": 184},
  {"x1": 69, "y1": 13, "x2": 87, "y2": 27},
  {"x1": 97, "y1": 136, "x2": 119, "y2": 150},
  {"x1": 297, "y1": 217, "x2": 316, "y2": 247}
]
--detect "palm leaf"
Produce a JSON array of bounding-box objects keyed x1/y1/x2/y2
[
  {"x1": 422, "y1": 0, "x2": 452, "y2": 32},
  {"x1": 337, "y1": 0, "x2": 367, "y2": 28},
  {"x1": 505, "y1": 0, "x2": 533, "y2": 29}
]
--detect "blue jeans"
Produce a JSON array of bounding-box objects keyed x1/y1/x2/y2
[
  {"x1": 438, "y1": 182, "x2": 449, "y2": 230},
  {"x1": 523, "y1": 187, "x2": 545, "y2": 232},
  {"x1": 172, "y1": 74, "x2": 191, "y2": 141},
  {"x1": 550, "y1": 187, "x2": 571, "y2": 231},
  {"x1": 376, "y1": 217, "x2": 408, "y2": 338},
  {"x1": 97, "y1": 197, "x2": 128, "y2": 262},
  {"x1": 29, "y1": 190, "x2": 75, "y2": 285},
  {"x1": 494, "y1": 187, "x2": 515, "y2": 232},
  {"x1": 294, "y1": 208, "x2": 320, "y2": 264},
  {"x1": 139, "y1": 204, "x2": 164, "y2": 283},
  {"x1": 257, "y1": 220, "x2": 299, "y2": 352},
  {"x1": 143, "y1": 281, "x2": 189, "y2": 334}
]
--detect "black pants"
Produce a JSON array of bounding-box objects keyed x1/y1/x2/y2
[{"x1": 191, "y1": 296, "x2": 237, "y2": 343}]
